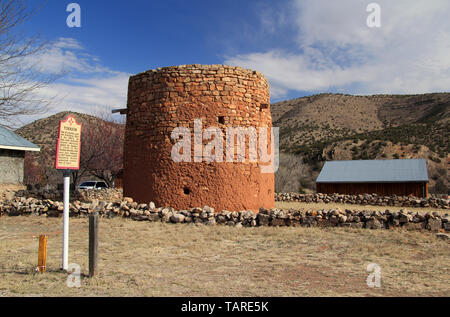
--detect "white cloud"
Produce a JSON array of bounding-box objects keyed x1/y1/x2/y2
[
  {"x1": 39, "y1": 73, "x2": 129, "y2": 115},
  {"x1": 225, "y1": 0, "x2": 450, "y2": 98},
  {"x1": 18, "y1": 38, "x2": 129, "y2": 125},
  {"x1": 257, "y1": 2, "x2": 290, "y2": 35},
  {"x1": 23, "y1": 37, "x2": 112, "y2": 75},
  {"x1": 53, "y1": 37, "x2": 84, "y2": 50}
]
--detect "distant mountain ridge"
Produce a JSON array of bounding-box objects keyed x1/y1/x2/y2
[{"x1": 272, "y1": 92, "x2": 449, "y2": 152}]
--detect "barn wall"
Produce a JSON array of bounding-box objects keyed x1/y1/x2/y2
[
  {"x1": 0, "y1": 149, "x2": 25, "y2": 184},
  {"x1": 316, "y1": 182, "x2": 428, "y2": 198}
]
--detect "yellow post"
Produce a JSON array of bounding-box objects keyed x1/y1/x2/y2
[{"x1": 37, "y1": 235, "x2": 48, "y2": 273}]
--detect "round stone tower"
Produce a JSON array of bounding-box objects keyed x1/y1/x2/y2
[{"x1": 123, "y1": 64, "x2": 275, "y2": 212}]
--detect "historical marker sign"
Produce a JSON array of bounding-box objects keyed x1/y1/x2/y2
[
  {"x1": 55, "y1": 115, "x2": 82, "y2": 271},
  {"x1": 55, "y1": 115, "x2": 82, "y2": 170}
]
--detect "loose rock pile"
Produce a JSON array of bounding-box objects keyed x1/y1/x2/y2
[
  {"x1": 75, "y1": 188, "x2": 123, "y2": 202},
  {"x1": 275, "y1": 193, "x2": 449, "y2": 209},
  {"x1": 1, "y1": 196, "x2": 448, "y2": 232}
]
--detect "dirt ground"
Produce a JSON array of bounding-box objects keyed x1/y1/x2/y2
[{"x1": 0, "y1": 214, "x2": 448, "y2": 297}]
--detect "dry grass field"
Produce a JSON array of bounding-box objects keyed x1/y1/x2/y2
[{"x1": 0, "y1": 213, "x2": 449, "y2": 297}]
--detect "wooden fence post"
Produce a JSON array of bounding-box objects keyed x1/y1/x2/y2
[
  {"x1": 89, "y1": 212, "x2": 98, "y2": 277},
  {"x1": 37, "y1": 235, "x2": 48, "y2": 273}
]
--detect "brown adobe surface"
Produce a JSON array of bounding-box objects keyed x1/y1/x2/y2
[{"x1": 123, "y1": 64, "x2": 275, "y2": 212}]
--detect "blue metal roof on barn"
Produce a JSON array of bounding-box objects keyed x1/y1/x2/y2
[
  {"x1": 316, "y1": 159, "x2": 428, "y2": 183},
  {"x1": 0, "y1": 126, "x2": 40, "y2": 151}
]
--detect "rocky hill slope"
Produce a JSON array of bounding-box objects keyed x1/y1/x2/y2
[
  {"x1": 272, "y1": 93, "x2": 449, "y2": 194},
  {"x1": 16, "y1": 111, "x2": 123, "y2": 185}
]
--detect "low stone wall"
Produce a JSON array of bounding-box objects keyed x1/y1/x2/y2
[
  {"x1": 4, "y1": 189, "x2": 448, "y2": 210},
  {"x1": 4, "y1": 188, "x2": 123, "y2": 202},
  {"x1": 1, "y1": 196, "x2": 448, "y2": 232},
  {"x1": 75, "y1": 188, "x2": 123, "y2": 202},
  {"x1": 275, "y1": 193, "x2": 449, "y2": 209}
]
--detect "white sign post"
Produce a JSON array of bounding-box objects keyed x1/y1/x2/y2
[
  {"x1": 55, "y1": 116, "x2": 82, "y2": 271},
  {"x1": 62, "y1": 169, "x2": 71, "y2": 270}
]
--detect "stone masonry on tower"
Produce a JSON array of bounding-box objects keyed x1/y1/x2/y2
[{"x1": 123, "y1": 64, "x2": 275, "y2": 212}]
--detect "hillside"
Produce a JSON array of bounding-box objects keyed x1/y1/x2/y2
[
  {"x1": 14, "y1": 93, "x2": 449, "y2": 195},
  {"x1": 17, "y1": 111, "x2": 108, "y2": 146},
  {"x1": 16, "y1": 111, "x2": 123, "y2": 185},
  {"x1": 272, "y1": 93, "x2": 449, "y2": 194}
]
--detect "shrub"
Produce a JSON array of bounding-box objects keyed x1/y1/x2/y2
[
  {"x1": 428, "y1": 156, "x2": 441, "y2": 163},
  {"x1": 432, "y1": 179, "x2": 448, "y2": 195}
]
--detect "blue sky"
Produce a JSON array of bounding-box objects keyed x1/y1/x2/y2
[
  {"x1": 26, "y1": 0, "x2": 288, "y2": 72},
  {"x1": 18, "y1": 0, "x2": 450, "y2": 123}
]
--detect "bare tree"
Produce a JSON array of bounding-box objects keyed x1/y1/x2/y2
[
  {"x1": 85, "y1": 120, "x2": 124, "y2": 187},
  {"x1": 0, "y1": 0, "x2": 51, "y2": 128},
  {"x1": 23, "y1": 151, "x2": 44, "y2": 185},
  {"x1": 23, "y1": 143, "x2": 56, "y2": 186},
  {"x1": 71, "y1": 116, "x2": 124, "y2": 188},
  {"x1": 275, "y1": 153, "x2": 312, "y2": 193}
]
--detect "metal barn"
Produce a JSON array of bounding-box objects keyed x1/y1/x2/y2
[{"x1": 316, "y1": 159, "x2": 429, "y2": 198}]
